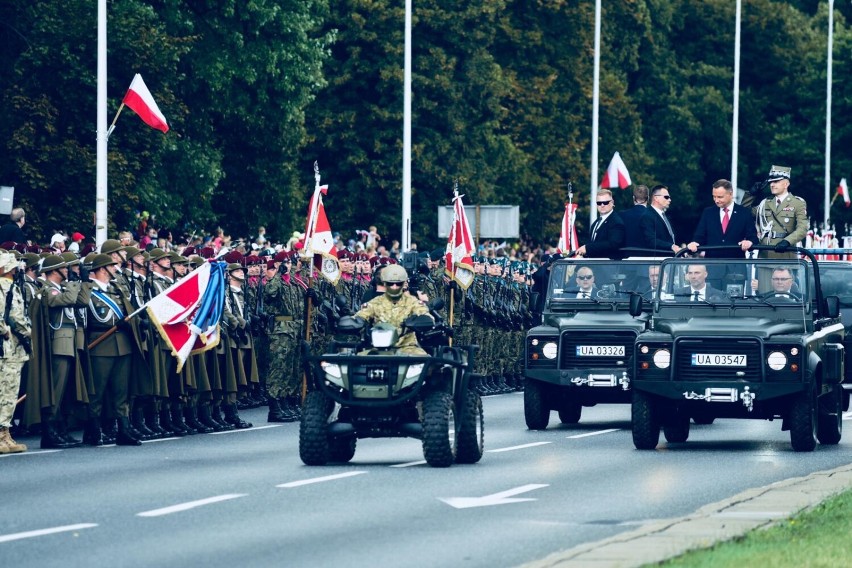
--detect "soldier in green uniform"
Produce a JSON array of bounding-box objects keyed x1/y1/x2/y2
[
  {"x1": 742, "y1": 164, "x2": 808, "y2": 259},
  {"x1": 264, "y1": 251, "x2": 303, "y2": 421}
]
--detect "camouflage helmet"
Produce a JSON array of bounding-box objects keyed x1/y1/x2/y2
[{"x1": 380, "y1": 264, "x2": 408, "y2": 299}]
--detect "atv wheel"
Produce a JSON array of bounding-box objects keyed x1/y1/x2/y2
[
  {"x1": 790, "y1": 389, "x2": 818, "y2": 452},
  {"x1": 455, "y1": 390, "x2": 484, "y2": 464},
  {"x1": 663, "y1": 410, "x2": 690, "y2": 443},
  {"x1": 299, "y1": 391, "x2": 332, "y2": 465},
  {"x1": 692, "y1": 416, "x2": 715, "y2": 425},
  {"x1": 632, "y1": 391, "x2": 660, "y2": 450},
  {"x1": 558, "y1": 401, "x2": 582, "y2": 424},
  {"x1": 422, "y1": 391, "x2": 455, "y2": 467},
  {"x1": 524, "y1": 379, "x2": 550, "y2": 430},
  {"x1": 329, "y1": 437, "x2": 357, "y2": 462},
  {"x1": 817, "y1": 385, "x2": 843, "y2": 445}
]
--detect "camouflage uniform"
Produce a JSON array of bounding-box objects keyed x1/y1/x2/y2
[
  {"x1": 355, "y1": 292, "x2": 430, "y2": 355},
  {"x1": 0, "y1": 277, "x2": 30, "y2": 429}
]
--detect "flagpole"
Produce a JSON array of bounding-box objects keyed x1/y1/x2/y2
[
  {"x1": 730, "y1": 0, "x2": 742, "y2": 191},
  {"x1": 106, "y1": 102, "x2": 126, "y2": 140},
  {"x1": 824, "y1": 0, "x2": 834, "y2": 230},
  {"x1": 95, "y1": 0, "x2": 108, "y2": 246},
  {"x1": 401, "y1": 0, "x2": 413, "y2": 251},
  {"x1": 590, "y1": 0, "x2": 602, "y2": 226},
  {"x1": 86, "y1": 304, "x2": 148, "y2": 350}
]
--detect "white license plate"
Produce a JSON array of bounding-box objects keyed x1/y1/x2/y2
[
  {"x1": 576, "y1": 345, "x2": 625, "y2": 357},
  {"x1": 691, "y1": 353, "x2": 747, "y2": 367}
]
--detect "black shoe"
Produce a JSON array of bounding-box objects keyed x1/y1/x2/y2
[
  {"x1": 100, "y1": 418, "x2": 117, "y2": 445},
  {"x1": 144, "y1": 409, "x2": 167, "y2": 439},
  {"x1": 198, "y1": 404, "x2": 227, "y2": 432},
  {"x1": 284, "y1": 396, "x2": 302, "y2": 421},
  {"x1": 160, "y1": 408, "x2": 186, "y2": 437},
  {"x1": 171, "y1": 405, "x2": 195, "y2": 435},
  {"x1": 82, "y1": 419, "x2": 104, "y2": 446},
  {"x1": 131, "y1": 406, "x2": 156, "y2": 440},
  {"x1": 116, "y1": 418, "x2": 142, "y2": 446},
  {"x1": 185, "y1": 405, "x2": 213, "y2": 434},
  {"x1": 41, "y1": 420, "x2": 77, "y2": 449},
  {"x1": 267, "y1": 398, "x2": 288, "y2": 423},
  {"x1": 222, "y1": 404, "x2": 253, "y2": 429},
  {"x1": 211, "y1": 405, "x2": 235, "y2": 431}
]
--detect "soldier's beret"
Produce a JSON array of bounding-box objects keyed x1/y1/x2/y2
[
  {"x1": 222, "y1": 250, "x2": 243, "y2": 264},
  {"x1": 14, "y1": 243, "x2": 28, "y2": 254},
  {"x1": 80, "y1": 243, "x2": 96, "y2": 257},
  {"x1": 242, "y1": 254, "x2": 262, "y2": 267},
  {"x1": 183, "y1": 246, "x2": 196, "y2": 256},
  {"x1": 99, "y1": 239, "x2": 125, "y2": 255},
  {"x1": 148, "y1": 248, "x2": 170, "y2": 263},
  {"x1": 39, "y1": 255, "x2": 67, "y2": 272},
  {"x1": 0, "y1": 241, "x2": 17, "y2": 251},
  {"x1": 198, "y1": 246, "x2": 216, "y2": 259},
  {"x1": 89, "y1": 253, "x2": 118, "y2": 271},
  {"x1": 273, "y1": 250, "x2": 289, "y2": 263},
  {"x1": 266, "y1": 260, "x2": 276, "y2": 270}
]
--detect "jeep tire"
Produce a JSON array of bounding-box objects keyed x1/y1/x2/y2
[
  {"x1": 422, "y1": 391, "x2": 456, "y2": 467},
  {"x1": 299, "y1": 391, "x2": 333, "y2": 465},
  {"x1": 817, "y1": 385, "x2": 843, "y2": 446},
  {"x1": 663, "y1": 409, "x2": 690, "y2": 443},
  {"x1": 558, "y1": 401, "x2": 582, "y2": 424},
  {"x1": 632, "y1": 390, "x2": 660, "y2": 450},
  {"x1": 790, "y1": 389, "x2": 818, "y2": 452},
  {"x1": 524, "y1": 379, "x2": 550, "y2": 430},
  {"x1": 455, "y1": 389, "x2": 485, "y2": 464}
]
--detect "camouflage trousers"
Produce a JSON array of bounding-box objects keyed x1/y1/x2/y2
[
  {"x1": 0, "y1": 359, "x2": 25, "y2": 427},
  {"x1": 266, "y1": 322, "x2": 301, "y2": 398}
]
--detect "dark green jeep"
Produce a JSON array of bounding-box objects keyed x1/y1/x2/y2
[
  {"x1": 524, "y1": 258, "x2": 661, "y2": 429},
  {"x1": 629, "y1": 247, "x2": 845, "y2": 451}
]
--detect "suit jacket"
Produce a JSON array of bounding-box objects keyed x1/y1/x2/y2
[
  {"x1": 620, "y1": 205, "x2": 648, "y2": 248},
  {"x1": 640, "y1": 208, "x2": 676, "y2": 251},
  {"x1": 677, "y1": 285, "x2": 723, "y2": 301},
  {"x1": 584, "y1": 211, "x2": 626, "y2": 258},
  {"x1": 692, "y1": 203, "x2": 757, "y2": 258}
]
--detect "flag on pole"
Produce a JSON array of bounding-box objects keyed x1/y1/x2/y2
[
  {"x1": 557, "y1": 202, "x2": 579, "y2": 253},
  {"x1": 599, "y1": 151, "x2": 632, "y2": 189},
  {"x1": 838, "y1": 178, "x2": 850, "y2": 208},
  {"x1": 444, "y1": 191, "x2": 476, "y2": 290},
  {"x1": 146, "y1": 261, "x2": 227, "y2": 372},
  {"x1": 122, "y1": 74, "x2": 170, "y2": 133},
  {"x1": 303, "y1": 164, "x2": 339, "y2": 283}
]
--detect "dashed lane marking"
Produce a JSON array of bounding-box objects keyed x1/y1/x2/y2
[
  {"x1": 390, "y1": 460, "x2": 427, "y2": 468},
  {"x1": 567, "y1": 428, "x2": 621, "y2": 439},
  {"x1": 137, "y1": 494, "x2": 248, "y2": 517},
  {"x1": 0, "y1": 449, "x2": 62, "y2": 458},
  {"x1": 141, "y1": 437, "x2": 181, "y2": 443},
  {"x1": 210, "y1": 425, "x2": 284, "y2": 435},
  {"x1": 277, "y1": 471, "x2": 367, "y2": 488},
  {"x1": 486, "y1": 441, "x2": 552, "y2": 453},
  {"x1": 0, "y1": 523, "x2": 98, "y2": 543}
]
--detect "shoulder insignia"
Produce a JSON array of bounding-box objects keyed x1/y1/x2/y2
[
  {"x1": 51, "y1": 289, "x2": 59, "y2": 295},
  {"x1": 794, "y1": 195, "x2": 806, "y2": 203}
]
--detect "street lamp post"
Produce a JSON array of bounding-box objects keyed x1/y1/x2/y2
[{"x1": 824, "y1": 0, "x2": 834, "y2": 230}]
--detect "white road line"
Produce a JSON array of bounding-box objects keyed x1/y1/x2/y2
[
  {"x1": 277, "y1": 471, "x2": 367, "y2": 488},
  {"x1": 390, "y1": 460, "x2": 427, "y2": 468},
  {"x1": 0, "y1": 449, "x2": 62, "y2": 458},
  {"x1": 210, "y1": 425, "x2": 283, "y2": 435},
  {"x1": 0, "y1": 523, "x2": 98, "y2": 543},
  {"x1": 567, "y1": 428, "x2": 621, "y2": 439},
  {"x1": 137, "y1": 494, "x2": 247, "y2": 517},
  {"x1": 486, "y1": 441, "x2": 552, "y2": 453},
  {"x1": 843, "y1": 411, "x2": 852, "y2": 421},
  {"x1": 141, "y1": 437, "x2": 182, "y2": 443}
]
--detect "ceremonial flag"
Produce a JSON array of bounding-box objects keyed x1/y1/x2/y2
[
  {"x1": 838, "y1": 178, "x2": 850, "y2": 208},
  {"x1": 146, "y1": 261, "x2": 227, "y2": 372},
  {"x1": 303, "y1": 166, "x2": 339, "y2": 283},
  {"x1": 557, "y1": 202, "x2": 579, "y2": 253},
  {"x1": 444, "y1": 191, "x2": 476, "y2": 290},
  {"x1": 599, "y1": 151, "x2": 632, "y2": 189},
  {"x1": 122, "y1": 74, "x2": 170, "y2": 133}
]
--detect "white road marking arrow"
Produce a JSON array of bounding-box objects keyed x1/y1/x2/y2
[{"x1": 439, "y1": 484, "x2": 549, "y2": 509}]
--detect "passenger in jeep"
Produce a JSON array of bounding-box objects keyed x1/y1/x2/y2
[{"x1": 750, "y1": 266, "x2": 801, "y2": 301}]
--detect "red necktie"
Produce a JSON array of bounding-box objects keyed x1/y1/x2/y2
[{"x1": 721, "y1": 208, "x2": 730, "y2": 233}]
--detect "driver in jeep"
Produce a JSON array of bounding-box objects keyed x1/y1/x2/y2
[{"x1": 355, "y1": 264, "x2": 433, "y2": 355}]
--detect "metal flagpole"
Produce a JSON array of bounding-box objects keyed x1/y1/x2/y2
[
  {"x1": 96, "y1": 0, "x2": 108, "y2": 246},
  {"x1": 731, "y1": 0, "x2": 742, "y2": 192},
  {"x1": 401, "y1": 0, "x2": 412, "y2": 251},
  {"x1": 590, "y1": 0, "x2": 601, "y2": 226},
  {"x1": 824, "y1": 0, "x2": 834, "y2": 230}
]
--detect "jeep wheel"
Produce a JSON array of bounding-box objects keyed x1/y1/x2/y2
[
  {"x1": 789, "y1": 390, "x2": 818, "y2": 452},
  {"x1": 632, "y1": 391, "x2": 660, "y2": 450},
  {"x1": 524, "y1": 380, "x2": 550, "y2": 430},
  {"x1": 299, "y1": 391, "x2": 332, "y2": 465},
  {"x1": 558, "y1": 401, "x2": 582, "y2": 424},
  {"x1": 663, "y1": 410, "x2": 690, "y2": 443},
  {"x1": 692, "y1": 416, "x2": 715, "y2": 425},
  {"x1": 422, "y1": 391, "x2": 456, "y2": 467},
  {"x1": 817, "y1": 385, "x2": 843, "y2": 445},
  {"x1": 329, "y1": 437, "x2": 357, "y2": 462},
  {"x1": 455, "y1": 390, "x2": 485, "y2": 464}
]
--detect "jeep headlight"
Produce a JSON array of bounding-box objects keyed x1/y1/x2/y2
[
  {"x1": 653, "y1": 349, "x2": 671, "y2": 369},
  {"x1": 767, "y1": 351, "x2": 787, "y2": 371},
  {"x1": 542, "y1": 342, "x2": 558, "y2": 360},
  {"x1": 321, "y1": 361, "x2": 344, "y2": 386}
]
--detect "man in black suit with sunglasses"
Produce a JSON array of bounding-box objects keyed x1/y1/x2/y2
[
  {"x1": 575, "y1": 189, "x2": 626, "y2": 259},
  {"x1": 640, "y1": 185, "x2": 681, "y2": 253}
]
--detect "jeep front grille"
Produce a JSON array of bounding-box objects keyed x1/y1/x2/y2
[
  {"x1": 675, "y1": 338, "x2": 762, "y2": 382},
  {"x1": 559, "y1": 331, "x2": 635, "y2": 369}
]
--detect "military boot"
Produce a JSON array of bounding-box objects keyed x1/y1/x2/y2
[
  {"x1": 267, "y1": 397, "x2": 288, "y2": 423},
  {"x1": 211, "y1": 404, "x2": 235, "y2": 431},
  {"x1": 116, "y1": 417, "x2": 142, "y2": 446},
  {"x1": 159, "y1": 406, "x2": 186, "y2": 437},
  {"x1": 286, "y1": 395, "x2": 302, "y2": 421},
  {"x1": 185, "y1": 403, "x2": 213, "y2": 434},
  {"x1": 0, "y1": 427, "x2": 27, "y2": 454},
  {"x1": 222, "y1": 403, "x2": 253, "y2": 429},
  {"x1": 82, "y1": 418, "x2": 104, "y2": 446},
  {"x1": 170, "y1": 402, "x2": 195, "y2": 436},
  {"x1": 145, "y1": 401, "x2": 168, "y2": 439},
  {"x1": 198, "y1": 404, "x2": 227, "y2": 432},
  {"x1": 131, "y1": 404, "x2": 155, "y2": 440},
  {"x1": 40, "y1": 414, "x2": 76, "y2": 450}
]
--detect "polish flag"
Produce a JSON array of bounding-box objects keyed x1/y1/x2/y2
[
  {"x1": 838, "y1": 178, "x2": 850, "y2": 208},
  {"x1": 303, "y1": 183, "x2": 339, "y2": 283},
  {"x1": 599, "y1": 151, "x2": 632, "y2": 189},
  {"x1": 122, "y1": 74, "x2": 169, "y2": 133},
  {"x1": 557, "y1": 202, "x2": 579, "y2": 253},
  {"x1": 444, "y1": 191, "x2": 475, "y2": 290}
]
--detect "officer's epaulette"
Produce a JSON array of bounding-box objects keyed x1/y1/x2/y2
[{"x1": 793, "y1": 195, "x2": 806, "y2": 203}]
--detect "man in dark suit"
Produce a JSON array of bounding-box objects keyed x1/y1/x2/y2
[
  {"x1": 568, "y1": 265, "x2": 599, "y2": 299},
  {"x1": 677, "y1": 264, "x2": 722, "y2": 301},
  {"x1": 621, "y1": 185, "x2": 650, "y2": 249},
  {"x1": 575, "y1": 189, "x2": 626, "y2": 259},
  {"x1": 0, "y1": 208, "x2": 26, "y2": 244},
  {"x1": 640, "y1": 185, "x2": 681, "y2": 253}
]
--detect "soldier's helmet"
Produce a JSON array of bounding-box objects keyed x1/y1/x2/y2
[
  {"x1": 380, "y1": 264, "x2": 408, "y2": 300},
  {"x1": 89, "y1": 254, "x2": 118, "y2": 272}
]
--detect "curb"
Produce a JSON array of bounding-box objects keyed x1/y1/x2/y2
[{"x1": 522, "y1": 461, "x2": 852, "y2": 568}]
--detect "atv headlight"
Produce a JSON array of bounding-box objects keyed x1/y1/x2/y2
[
  {"x1": 542, "y1": 342, "x2": 558, "y2": 360},
  {"x1": 653, "y1": 349, "x2": 671, "y2": 369},
  {"x1": 405, "y1": 364, "x2": 424, "y2": 379},
  {"x1": 371, "y1": 326, "x2": 398, "y2": 348},
  {"x1": 321, "y1": 361, "x2": 344, "y2": 386},
  {"x1": 767, "y1": 351, "x2": 787, "y2": 371}
]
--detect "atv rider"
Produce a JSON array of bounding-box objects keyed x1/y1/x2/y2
[{"x1": 355, "y1": 264, "x2": 433, "y2": 355}]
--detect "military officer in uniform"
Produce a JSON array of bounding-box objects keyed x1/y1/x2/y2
[
  {"x1": 0, "y1": 253, "x2": 31, "y2": 453},
  {"x1": 742, "y1": 165, "x2": 808, "y2": 259}
]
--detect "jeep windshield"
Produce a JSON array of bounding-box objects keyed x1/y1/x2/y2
[
  {"x1": 656, "y1": 258, "x2": 810, "y2": 311},
  {"x1": 547, "y1": 258, "x2": 664, "y2": 309}
]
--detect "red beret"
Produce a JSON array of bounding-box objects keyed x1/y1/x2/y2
[{"x1": 223, "y1": 250, "x2": 243, "y2": 264}]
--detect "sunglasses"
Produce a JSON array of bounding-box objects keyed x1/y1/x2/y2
[
  {"x1": 577, "y1": 275, "x2": 593, "y2": 281},
  {"x1": 386, "y1": 281, "x2": 404, "y2": 288},
  {"x1": 596, "y1": 200, "x2": 612, "y2": 206},
  {"x1": 656, "y1": 194, "x2": 672, "y2": 200}
]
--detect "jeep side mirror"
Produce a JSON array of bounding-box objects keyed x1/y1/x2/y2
[
  {"x1": 823, "y1": 296, "x2": 841, "y2": 319},
  {"x1": 629, "y1": 294, "x2": 643, "y2": 317}
]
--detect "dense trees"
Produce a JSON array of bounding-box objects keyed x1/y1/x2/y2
[{"x1": 0, "y1": 1, "x2": 849, "y2": 249}]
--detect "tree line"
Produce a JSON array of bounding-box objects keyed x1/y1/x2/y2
[{"x1": 1, "y1": 0, "x2": 850, "y2": 251}]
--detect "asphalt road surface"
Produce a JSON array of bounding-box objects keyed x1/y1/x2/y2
[{"x1": 3, "y1": 394, "x2": 851, "y2": 568}]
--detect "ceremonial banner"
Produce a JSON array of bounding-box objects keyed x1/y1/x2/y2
[
  {"x1": 557, "y1": 202, "x2": 579, "y2": 253},
  {"x1": 599, "y1": 151, "x2": 632, "y2": 189},
  {"x1": 147, "y1": 261, "x2": 227, "y2": 372},
  {"x1": 838, "y1": 178, "x2": 850, "y2": 207},
  {"x1": 444, "y1": 191, "x2": 476, "y2": 290},
  {"x1": 122, "y1": 74, "x2": 170, "y2": 133},
  {"x1": 302, "y1": 165, "x2": 339, "y2": 283}
]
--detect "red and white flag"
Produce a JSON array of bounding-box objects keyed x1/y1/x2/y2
[
  {"x1": 303, "y1": 175, "x2": 339, "y2": 283},
  {"x1": 122, "y1": 74, "x2": 169, "y2": 133},
  {"x1": 557, "y1": 202, "x2": 579, "y2": 253},
  {"x1": 444, "y1": 191, "x2": 475, "y2": 290},
  {"x1": 838, "y1": 178, "x2": 850, "y2": 207},
  {"x1": 599, "y1": 151, "x2": 632, "y2": 189}
]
